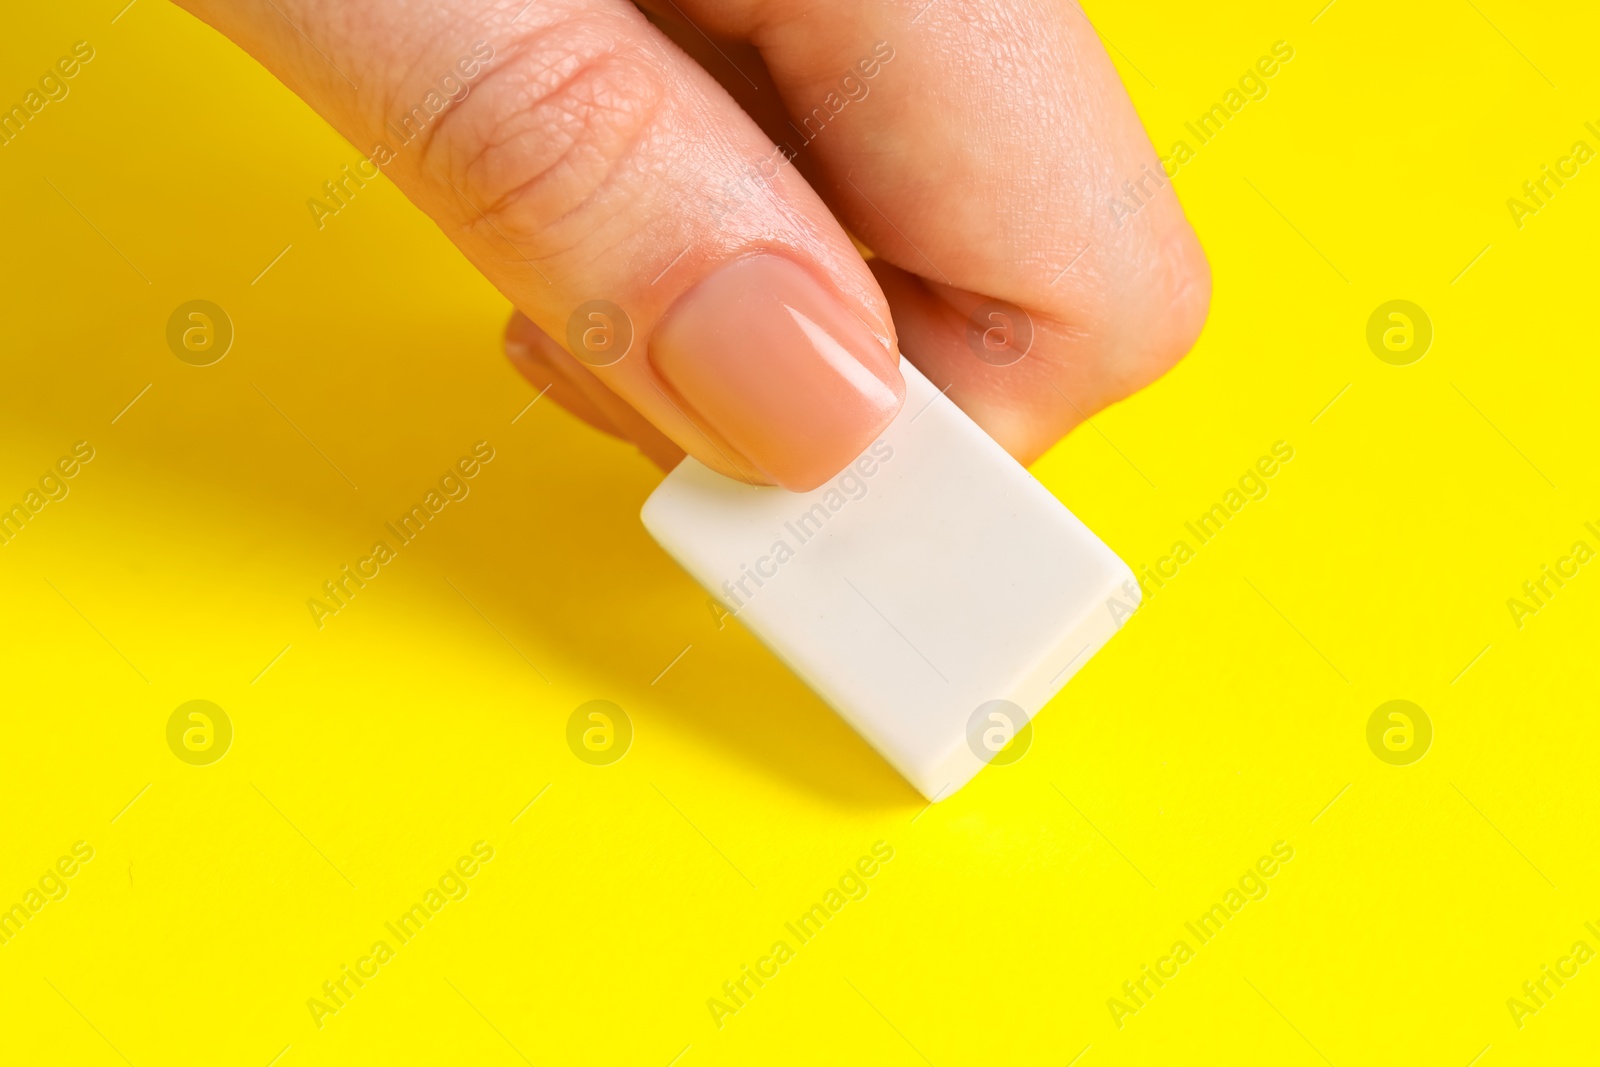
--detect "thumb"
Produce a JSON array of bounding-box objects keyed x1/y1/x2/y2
[{"x1": 176, "y1": 0, "x2": 904, "y2": 490}]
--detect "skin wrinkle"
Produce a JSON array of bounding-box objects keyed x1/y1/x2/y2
[
  {"x1": 400, "y1": 29, "x2": 559, "y2": 182},
  {"x1": 539, "y1": 119, "x2": 748, "y2": 275},
  {"x1": 297, "y1": 0, "x2": 503, "y2": 132},
  {"x1": 473, "y1": 99, "x2": 774, "y2": 287},
  {"x1": 376, "y1": 7, "x2": 483, "y2": 139},
  {"x1": 429, "y1": 25, "x2": 661, "y2": 223},
  {"x1": 470, "y1": 57, "x2": 664, "y2": 238},
  {"x1": 519, "y1": 127, "x2": 677, "y2": 265},
  {"x1": 398, "y1": 2, "x2": 702, "y2": 269},
  {"x1": 445, "y1": 33, "x2": 837, "y2": 296},
  {"x1": 444, "y1": 39, "x2": 601, "y2": 167}
]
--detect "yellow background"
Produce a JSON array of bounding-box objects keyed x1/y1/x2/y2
[{"x1": 2, "y1": 0, "x2": 1596, "y2": 1063}]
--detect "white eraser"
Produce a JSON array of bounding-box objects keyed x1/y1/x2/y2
[{"x1": 640, "y1": 358, "x2": 1138, "y2": 800}]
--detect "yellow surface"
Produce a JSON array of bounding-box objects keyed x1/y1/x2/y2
[{"x1": 3, "y1": 2, "x2": 1597, "y2": 1064}]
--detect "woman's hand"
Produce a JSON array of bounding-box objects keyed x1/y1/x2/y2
[{"x1": 175, "y1": 0, "x2": 1210, "y2": 490}]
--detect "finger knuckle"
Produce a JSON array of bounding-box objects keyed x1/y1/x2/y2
[
  {"x1": 1145, "y1": 228, "x2": 1212, "y2": 360},
  {"x1": 1099, "y1": 225, "x2": 1212, "y2": 390},
  {"x1": 422, "y1": 14, "x2": 665, "y2": 252}
]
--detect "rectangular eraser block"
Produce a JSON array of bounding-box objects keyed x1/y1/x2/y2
[{"x1": 640, "y1": 358, "x2": 1139, "y2": 801}]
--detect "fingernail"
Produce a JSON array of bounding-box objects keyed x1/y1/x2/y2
[{"x1": 649, "y1": 253, "x2": 904, "y2": 491}]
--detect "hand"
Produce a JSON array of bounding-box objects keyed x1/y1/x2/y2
[{"x1": 175, "y1": 0, "x2": 1209, "y2": 491}]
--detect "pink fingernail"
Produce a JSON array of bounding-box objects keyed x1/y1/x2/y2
[{"x1": 649, "y1": 253, "x2": 904, "y2": 491}]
